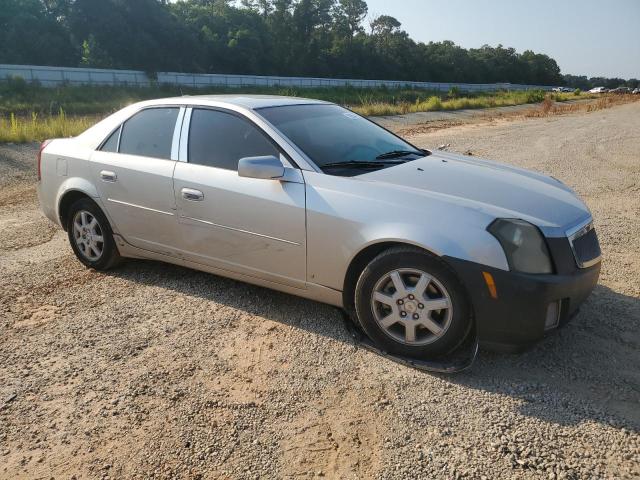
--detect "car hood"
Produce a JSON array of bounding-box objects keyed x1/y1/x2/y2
[{"x1": 357, "y1": 151, "x2": 591, "y2": 237}]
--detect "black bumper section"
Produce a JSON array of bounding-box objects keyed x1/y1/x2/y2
[{"x1": 444, "y1": 253, "x2": 600, "y2": 352}]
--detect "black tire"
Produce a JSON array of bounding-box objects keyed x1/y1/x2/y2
[
  {"x1": 66, "y1": 198, "x2": 122, "y2": 270},
  {"x1": 354, "y1": 246, "x2": 471, "y2": 358}
]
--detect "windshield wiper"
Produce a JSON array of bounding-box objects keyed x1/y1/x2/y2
[
  {"x1": 376, "y1": 149, "x2": 425, "y2": 160},
  {"x1": 322, "y1": 160, "x2": 407, "y2": 169}
]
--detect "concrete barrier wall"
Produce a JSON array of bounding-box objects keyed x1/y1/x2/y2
[{"x1": 0, "y1": 64, "x2": 552, "y2": 92}]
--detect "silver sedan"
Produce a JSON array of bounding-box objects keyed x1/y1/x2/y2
[{"x1": 37, "y1": 95, "x2": 601, "y2": 358}]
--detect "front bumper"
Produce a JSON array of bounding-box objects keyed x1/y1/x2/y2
[{"x1": 444, "y1": 238, "x2": 601, "y2": 352}]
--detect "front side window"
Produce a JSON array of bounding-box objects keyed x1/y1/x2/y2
[
  {"x1": 188, "y1": 109, "x2": 279, "y2": 170},
  {"x1": 118, "y1": 108, "x2": 179, "y2": 160}
]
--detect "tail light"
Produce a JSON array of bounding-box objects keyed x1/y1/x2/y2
[{"x1": 37, "y1": 139, "x2": 52, "y2": 181}]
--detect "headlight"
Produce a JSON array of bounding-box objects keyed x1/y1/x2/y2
[{"x1": 488, "y1": 219, "x2": 553, "y2": 274}]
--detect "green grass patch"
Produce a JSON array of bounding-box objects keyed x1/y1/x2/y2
[
  {"x1": 0, "y1": 78, "x2": 596, "y2": 143},
  {"x1": 350, "y1": 90, "x2": 592, "y2": 116},
  {"x1": 0, "y1": 110, "x2": 95, "y2": 143}
]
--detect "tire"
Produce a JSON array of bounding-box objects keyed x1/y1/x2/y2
[
  {"x1": 66, "y1": 198, "x2": 122, "y2": 270},
  {"x1": 354, "y1": 246, "x2": 471, "y2": 358}
]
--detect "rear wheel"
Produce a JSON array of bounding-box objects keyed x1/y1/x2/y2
[
  {"x1": 354, "y1": 247, "x2": 471, "y2": 358},
  {"x1": 66, "y1": 198, "x2": 121, "y2": 270}
]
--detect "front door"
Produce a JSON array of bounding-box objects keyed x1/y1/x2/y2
[
  {"x1": 172, "y1": 108, "x2": 307, "y2": 288},
  {"x1": 90, "y1": 107, "x2": 181, "y2": 255}
]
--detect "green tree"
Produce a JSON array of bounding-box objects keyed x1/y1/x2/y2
[
  {"x1": 369, "y1": 14, "x2": 401, "y2": 36},
  {"x1": 0, "y1": 0, "x2": 77, "y2": 66},
  {"x1": 334, "y1": 0, "x2": 367, "y2": 38},
  {"x1": 80, "y1": 34, "x2": 113, "y2": 68},
  {"x1": 0, "y1": 0, "x2": 634, "y2": 88}
]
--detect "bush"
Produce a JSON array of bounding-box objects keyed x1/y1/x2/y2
[
  {"x1": 424, "y1": 96, "x2": 443, "y2": 110},
  {"x1": 2, "y1": 75, "x2": 29, "y2": 95},
  {"x1": 525, "y1": 89, "x2": 545, "y2": 103},
  {"x1": 574, "y1": 88, "x2": 581, "y2": 96},
  {"x1": 447, "y1": 86, "x2": 460, "y2": 99}
]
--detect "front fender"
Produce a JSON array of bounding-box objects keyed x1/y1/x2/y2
[
  {"x1": 350, "y1": 223, "x2": 508, "y2": 273},
  {"x1": 304, "y1": 171, "x2": 509, "y2": 292}
]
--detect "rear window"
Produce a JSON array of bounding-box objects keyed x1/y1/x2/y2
[{"x1": 118, "y1": 108, "x2": 179, "y2": 160}]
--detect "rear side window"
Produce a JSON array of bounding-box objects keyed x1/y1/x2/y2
[
  {"x1": 188, "y1": 109, "x2": 279, "y2": 170},
  {"x1": 118, "y1": 108, "x2": 179, "y2": 159},
  {"x1": 100, "y1": 127, "x2": 120, "y2": 152}
]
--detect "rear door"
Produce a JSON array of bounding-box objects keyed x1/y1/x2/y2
[
  {"x1": 172, "y1": 107, "x2": 307, "y2": 288},
  {"x1": 90, "y1": 106, "x2": 183, "y2": 255}
]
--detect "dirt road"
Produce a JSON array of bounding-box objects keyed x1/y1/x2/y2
[{"x1": 1, "y1": 103, "x2": 639, "y2": 479}]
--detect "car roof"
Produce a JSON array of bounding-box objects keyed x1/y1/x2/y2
[{"x1": 139, "y1": 94, "x2": 332, "y2": 110}]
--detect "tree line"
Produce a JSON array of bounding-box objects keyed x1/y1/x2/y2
[{"x1": 1, "y1": 0, "x2": 637, "y2": 88}]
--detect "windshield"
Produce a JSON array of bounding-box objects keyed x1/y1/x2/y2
[{"x1": 257, "y1": 104, "x2": 425, "y2": 171}]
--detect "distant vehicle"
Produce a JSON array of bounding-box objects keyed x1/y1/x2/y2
[
  {"x1": 609, "y1": 87, "x2": 632, "y2": 94},
  {"x1": 37, "y1": 95, "x2": 602, "y2": 357},
  {"x1": 588, "y1": 87, "x2": 608, "y2": 94},
  {"x1": 551, "y1": 87, "x2": 573, "y2": 93},
  {"x1": 632, "y1": 88, "x2": 640, "y2": 95}
]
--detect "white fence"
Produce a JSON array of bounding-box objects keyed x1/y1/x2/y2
[{"x1": 0, "y1": 64, "x2": 552, "y2": 92}]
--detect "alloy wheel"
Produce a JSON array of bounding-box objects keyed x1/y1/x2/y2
[
  {"x1": 370, "y1": 268, "x2": 453, "y2": 346},
  {"x1": 72, "y1": 210, "x2": 104, "y2": 261}
]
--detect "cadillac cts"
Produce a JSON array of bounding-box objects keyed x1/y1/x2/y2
[{"x1": 37, "y1": 95, "x2": 601, "y2": 357}]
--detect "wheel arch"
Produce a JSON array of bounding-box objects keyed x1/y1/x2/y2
[
  {"x1": 58, "y1": 190, "x2": 96, "y2": 231},
  {"x1": 342, "y1": 241, "x2": 442, "y2": 313},
  {"x1": 55, "y1": 176, "x2": 106, "y2": 231}
]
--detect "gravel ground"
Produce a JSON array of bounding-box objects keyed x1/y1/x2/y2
[{"x1": 0, "y1": 103, "x2": 639, "y2": 479}]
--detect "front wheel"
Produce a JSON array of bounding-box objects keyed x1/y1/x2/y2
[
  {"x1": 66, "y1": 198, "x2": 121, "y2": 270},
  {"x1": 354, "y1": 247, "x2": 472, "y2": 358}
]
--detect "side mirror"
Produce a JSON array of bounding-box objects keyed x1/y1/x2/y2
[{"x1": 238, "y1": 155, "x2": 285, "y2": 180}]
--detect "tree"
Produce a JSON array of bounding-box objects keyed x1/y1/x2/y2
[
  {"x1": 241, "y1": 0, "x2": 273, "y2": 17},
  {"x1": 0, "y1": 0, "x2": 77, "y2": 66},
  {"x1": 370, "y1": 14, "x2": 401, "y2": 36},
  {"x1": 334, "y1": 0, "x2": 367, "y2": 37},
  {"x1": 70, "y1": 0, "x2": 202, "y2": 72},
  {"x1": 80, "y1": 34, "x2": 113, "y2": 68},
  {"x1": 0, "y1": 0, "x2": 634, "y2": 87}
]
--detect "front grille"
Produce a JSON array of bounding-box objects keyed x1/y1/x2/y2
[{"x1": 568, "y1": 223, "x2": 601, "y2": 268}]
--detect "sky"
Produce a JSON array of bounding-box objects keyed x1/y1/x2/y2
[{"x1": 363, "y1": 0, "x2": 640, "y2": 79}]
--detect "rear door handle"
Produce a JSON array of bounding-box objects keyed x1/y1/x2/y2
[
  {"x1": 100, "y1": 170, "x2": 117, "y2": 182},
  {"x1": 181, "y1": 188, "x2": 204, "y2": 201}
]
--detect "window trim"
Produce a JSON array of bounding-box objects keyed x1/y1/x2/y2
[
  {"x1": 181, "y1": 106, "x2": 298, "y2": 170},
  {"x1": 171, "y1": 107, "x2": 186, "y2": 161}
]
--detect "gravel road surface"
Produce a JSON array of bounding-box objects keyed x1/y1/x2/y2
[{"x1": 1, "y1": 102, "x2": 639, "y2": 479}]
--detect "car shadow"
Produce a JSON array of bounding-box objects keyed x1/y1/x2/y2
[{"x1": 105, "y1": 259, "x2": 639, "y2": 432}]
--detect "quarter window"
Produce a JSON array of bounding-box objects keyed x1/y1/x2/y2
[
  {"x1": 100, "y1": 127, "x2": 120, "y2": 152},
  {"x1": 188, "y1": 109, "x2": 279, "y2": 170},
  {"x1": 118, "y1": 108, "x2": 179, "y2": 160}
]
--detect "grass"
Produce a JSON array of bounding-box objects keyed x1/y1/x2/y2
[
  {"x1": 0, "y1": 110, "x2": 95, "y2": 144},
  {"x1": 0, "y1": 78, "x2": 599, "y2": 143},
  {"x1": 350, "y1": 90, "x2": 593, "y2": 116},
  {"x1": 0, "y1": 78, "x2": 476, "y2": 116}
]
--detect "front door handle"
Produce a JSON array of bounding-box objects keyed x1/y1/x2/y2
[
  {"x1": 181, "y1": 188, "x2": 204, "y2": 201},
  {"x1": 100, "y1": 170, "x2": 117, "y2": 182}
]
